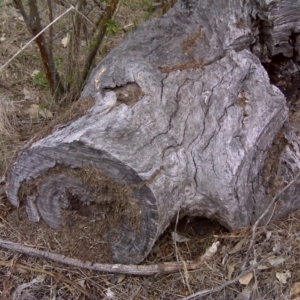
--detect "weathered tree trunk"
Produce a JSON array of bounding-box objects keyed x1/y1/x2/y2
[{"x1": 7, "y1": 0, "x2": 300, "y2": 264}]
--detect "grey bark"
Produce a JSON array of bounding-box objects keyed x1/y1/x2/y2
[{"x1": 6, "y1": 0, "x2": 300, "y2": 264}]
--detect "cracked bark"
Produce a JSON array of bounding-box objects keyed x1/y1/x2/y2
[{"x1": 7, "y1": 0, "x2": 300, "y2": 264}]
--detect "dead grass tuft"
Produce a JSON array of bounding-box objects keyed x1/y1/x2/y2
[{"x1": 0, "y1": 95, "x2": 17, "y2": 137}]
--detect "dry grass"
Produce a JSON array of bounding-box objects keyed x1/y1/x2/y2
[
  {"x1": 1, "y1": 193, "x2": 300, "y2": 300},
  {"x1": 1, "y1": 1, "x2": 300, "y2": 299}
]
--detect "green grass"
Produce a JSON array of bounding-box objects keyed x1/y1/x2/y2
[{"x1": 31, "y1": 71, "x2": 48, "y2": 90}]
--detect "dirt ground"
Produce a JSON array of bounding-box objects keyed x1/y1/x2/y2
[{"x1": 1, "y1": 1, "x2": 300, "y2": 299}]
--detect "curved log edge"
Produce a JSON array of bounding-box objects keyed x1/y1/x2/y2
[
  {"x1": 8, "y1": 144, "x2": 159, "y2": 263},
  {"x1": 6, "y1": 0, "x2": 300, "y2": 264}
]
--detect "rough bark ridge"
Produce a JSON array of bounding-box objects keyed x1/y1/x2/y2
[{"x1": 7, "y1": 0, "x2": 300, "y2": 264}]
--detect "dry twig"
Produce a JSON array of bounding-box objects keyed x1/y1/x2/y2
[
  {"x1": 0, "y1": 238, "x2": 219, "y2": 276},
  {"x1": 0, "y1": 6, "x2": 74, "y2": 72}
]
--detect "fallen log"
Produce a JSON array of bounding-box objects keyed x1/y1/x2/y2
[{"x1": 6, "y1": 0, "x2": 300, "y2": 264}]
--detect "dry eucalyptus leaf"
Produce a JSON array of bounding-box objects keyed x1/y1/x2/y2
[
  {"x1": 202, "y1": 241, "x2": 220, "y2": 260},
  {"x1": 265, "y1": 231, "x2": 272, "y2": 240},
  {"x1": 229, "y1": 237, "x2": 247, "y2": 254},
  {"x1": 290, "y1": 282, "x2": 300, "y2": 300},
  {"x1": 239, "y1": 272, "x2": 253, "y2": 286},
  {"x1": 276, "y1": 270, "x2": 291, "y2": 284},
  {"x1": 26, "y1": 104, "x2": 53, "y2": 119},
  {"x1": 39, "y1": 107, "x2": 53, "y2": 119},
  {"x1": 31, "y1": 70, "x2": 40, "y2": 78},
  {"x1": 76, "y1": 279, "x2": 85, "y2": 288},
  {"x1": 61, "y1": 35, "x2": 69, "y2": 48},
  {"x1": 227, "y1": 264, "x2": 235, "y2": 280},
  {"x1": 105, "y1": 288, "x2": 115, "y2": 299},
  {"x1": 23, "y1": 88, "x2": 36, "y2": 100},
  {"x1": 26, "y1": 104, "x2": 40, "y2": 117},
  {"x1": 117, "y1": 274, "x2": 126, "y2": 283},
  {"x1": 256, "y1": 255, "x2": 285, "y2": 270},
  {"x1": 257, "y1": 263, "x2": 269, "y2": 270},
  {"x1": 267, "y1": 256, "x2": 286, "y2": 267}
]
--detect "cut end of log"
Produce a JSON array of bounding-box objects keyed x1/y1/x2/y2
[{"x1": 7, "y1": 145, "x2": 159, "y2": 264}]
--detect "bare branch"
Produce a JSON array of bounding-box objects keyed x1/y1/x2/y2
[
  {"x1": 0, "y1": 6, "x2": 74, "y2": 72},
  {"x1": 81, "y1": 0, "x2": 119, "y2": 85},
  {"x1": 0, "y1": 238, "x2": 219, "y2": 276}
]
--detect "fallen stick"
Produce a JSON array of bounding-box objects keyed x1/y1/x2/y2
[{"x1": 0, "y1": 238, "x2": 219, "y2": 276}]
